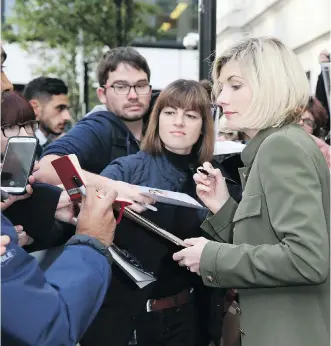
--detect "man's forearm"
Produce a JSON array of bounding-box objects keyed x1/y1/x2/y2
[
  {"x1": 35, "y1": 154, "x2": 62, "y2": 185},
  {"x1": 35, "y1": 155, "x2": 115, "y2": 188}
]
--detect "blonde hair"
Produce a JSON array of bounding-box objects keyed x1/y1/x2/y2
[
  {"x1": 212, "y1": 37, "x2": 310, "y2": 130},
  {"x1": 141, "y1": 79, "x2": 214, "y2": 163}
]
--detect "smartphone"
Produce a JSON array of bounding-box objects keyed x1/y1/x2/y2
[
  {"x1": 1, "y1": 136, "x2": 38, "y2": 195},
  {"x1": 51, "y1": 154, "x2": 88, "y2": 203}
]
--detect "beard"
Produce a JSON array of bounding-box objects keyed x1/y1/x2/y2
[
  {"x1": 40, "y1": 108, "x2": 66, "y2": 136},
  {"x1": 117, "y1": 113, "x2": 146, "y2": 122},
  {"x1": 108, "y1": 101, "x2": 148, "y2": 123},
  {"x1": 40, "y1": 121, "x2": 63, "y2": 136}
]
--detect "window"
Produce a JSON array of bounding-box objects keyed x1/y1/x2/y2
[{"x1": 134, "y1": 0, "x2": 199, "y2": 47}]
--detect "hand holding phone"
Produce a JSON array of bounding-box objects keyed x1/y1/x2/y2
[
  {"x1": 1, "y1": 166, "x2": 36, "y2": 211},
  {"x1": 1, "y1": 136, "x2": 38, "y2": 195}
]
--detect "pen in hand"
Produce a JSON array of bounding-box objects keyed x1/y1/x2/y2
[
  {"x1": 197, "y1": 168, "x2": 237, "y2": 185},
  {"x1": 197, "y1": 168, "x2": 215, "y2": 179}
]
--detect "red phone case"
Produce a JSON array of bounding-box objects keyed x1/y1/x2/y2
[
  {"x1": 51, "y1": 156, "x2": 85, "y2": 202},
  {"x1": 51, "y1": 155, "x2": 132, "y2": 223}
]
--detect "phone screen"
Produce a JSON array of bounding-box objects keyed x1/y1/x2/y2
[{"x1": 1, "y1": 140, "x2": 37, "y2": 189}]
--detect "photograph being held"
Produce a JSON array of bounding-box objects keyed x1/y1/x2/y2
[{"x1": 173, "y1": 37, "x2": 330, "y2": 346}]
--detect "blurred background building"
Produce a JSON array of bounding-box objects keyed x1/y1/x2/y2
[
  {"x1": 216, "y1": 0, "x2": 330, "y2": 93},
  {"x1": 2, "y1": 0, "x2": 330, "y2": 103},
  {"x1": 2, "y1": 0, "x2": 200, "y2": 91}
]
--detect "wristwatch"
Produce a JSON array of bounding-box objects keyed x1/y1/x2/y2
[{"x1": 65, "y1": 234, "x2": 113, "y2": 265}]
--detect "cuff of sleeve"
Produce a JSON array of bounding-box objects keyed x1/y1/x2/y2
[
  {"x1": 208, "y1": 197, "x2": 237, "y2": 232},
  {"x1": 66, "y1": 235, "x2": 113, "y2": 265},
  {"x1": 200, "y1": 241, "x2": 223, "y2": 288},
  {"x1": 201, "y1": 212, "x2": 218, "y2": 238}
]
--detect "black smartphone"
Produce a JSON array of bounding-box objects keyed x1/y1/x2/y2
[{"x1": 1, "y1": 136, "x2": 38, "y2": 195}]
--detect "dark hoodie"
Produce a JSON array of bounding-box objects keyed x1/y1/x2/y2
[
  {"x1": 42, "y1": 91, "x2": 161, "y2": 172},
  {"x1": 42, "y1": 110, "x2": 141, "y2": 174}
]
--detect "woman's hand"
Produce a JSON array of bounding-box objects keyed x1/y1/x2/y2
[
  {"x1": 0, "y1": 161, "x2": 39, "y2": 211},
  {"x1": 173, "y1": 237, "x2": 210, "y2": 275},
  {"x1": 113, "y1": 181, "x2": 156, "y2": 213},
  {"x1": 14, "y1": 225, "x2": 34, "y2": 247},
  {"x1": 55, "y1": 191, "x2": 77, "y2": 224},
  {"x1": 193, "y1": 162, "x2": 230, "y2": 214},
  {"x1": 1, "y1": 182, "x2": 34, "y2": 211}
]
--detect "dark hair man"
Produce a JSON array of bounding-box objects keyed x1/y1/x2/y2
[{"x1": 24, "y1": 77, "x2": 72, "y2": 149}]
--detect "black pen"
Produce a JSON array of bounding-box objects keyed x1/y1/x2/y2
[
  {"x1": 197, "y1": 168, "x2": 237, "y2": 185},
  {"x1": 72, "y1": 176, "x2": 87, "y2": 196},
  {"x1": 197, "y1": 168, "x2": 215, "y2": 179}
]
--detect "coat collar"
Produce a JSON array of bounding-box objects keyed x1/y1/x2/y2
[
  {"x1": 241, "y1": 126, "x2": 286, "y2": 167},
  {"x1": 239, "y1": 125, "x2": 292, "y2": 188}
]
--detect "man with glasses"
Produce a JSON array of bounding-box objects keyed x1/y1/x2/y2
[{"x1": 36, "y1": 47, "x2": 155, "y2": 189}]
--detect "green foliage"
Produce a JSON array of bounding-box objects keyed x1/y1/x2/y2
[{"x1": 3, "y1": 0, "x2": 160, "y2": 120}]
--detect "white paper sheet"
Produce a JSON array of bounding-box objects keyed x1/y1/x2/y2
[{"x1": 136, "y1": 186, "x2": 204, "y2": 209}]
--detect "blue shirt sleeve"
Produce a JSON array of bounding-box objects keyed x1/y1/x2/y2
[
  {"x1": 42, "y1": 115, "x2": 113, "y2": 174},
  {"x1": 1, "y1": 215, "x2": 111, "y2": 346}
]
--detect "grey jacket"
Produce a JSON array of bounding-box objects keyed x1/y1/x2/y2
[{"x1": 200, "y1": 124, "x2": 330, "y2": 346}]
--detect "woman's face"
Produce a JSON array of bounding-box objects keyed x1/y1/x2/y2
[
  {"x1": 299, "y1": 111, "x2": 315, "y2": 134},
  {"x1": 216, "y1": 61, "x2": 253, "y2": 131},
  {"x1": 159, "y1": 107, "x2": 203, "y2": 155}
]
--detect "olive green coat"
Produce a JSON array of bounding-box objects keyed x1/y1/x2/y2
[{"x1": 200, "y1": 125, "x2": 330, "y2": 346}]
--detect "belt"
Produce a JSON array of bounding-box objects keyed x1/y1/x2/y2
[{"x1": 146, "y1": 289, "x2": 192, "y2": 312}]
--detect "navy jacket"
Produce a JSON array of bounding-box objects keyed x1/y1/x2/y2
[
  {"x1": 81, "y1": 151, "x2": 223, "y2": 346},
  {"x1": 42, "y1": 111, "x2": 140, "y2": 174},
  {"x1": 1, "y1": 214, "x2": 112, "y2": 346}
]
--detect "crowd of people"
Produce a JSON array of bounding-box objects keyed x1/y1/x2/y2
[{"x1": 1, "y1": 36, "x2": 330, "y2": 346}]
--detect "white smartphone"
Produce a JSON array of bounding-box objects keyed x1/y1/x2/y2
[{"x1": 1, "y1": 136, "x2": 38, "y2": 195}]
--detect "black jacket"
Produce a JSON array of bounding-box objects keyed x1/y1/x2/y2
[{"x1": 3, "y1": 183, "x2": 64, "y2": 250}]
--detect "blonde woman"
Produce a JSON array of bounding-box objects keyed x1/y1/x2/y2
[{"x1": 173, "y1": 37, "x2": 330, "y2": 346}]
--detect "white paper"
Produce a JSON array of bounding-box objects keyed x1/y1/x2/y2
[
  {"x1": 213, "y1": 141, "x2": 246, "y2": 155},
  {"x1": 108, "y1": 246, "x2": 156, "y2": 289},
  {"x1": 136, "y1": 186, "x2": 204, "y2": 209}
]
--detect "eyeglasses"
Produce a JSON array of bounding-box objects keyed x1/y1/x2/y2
[
  {"x1": 1, "y1": 120, "x2": 39, "y2": 138},
  {"x1": 301, "y1": 118, "x2": 315, "y2": 129},
  {"x1": 104, "y1": 84, "x2": 152, "y2": 95}
]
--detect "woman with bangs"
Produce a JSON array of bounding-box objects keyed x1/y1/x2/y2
[
  {"x1": 173, "y1": 37, "x2": 330, "y2": 346},
  {"x1": 1, "y1": 91, "x2": 39, "y2": 246},
  {"x1": 1, "y1": 91, "x2": 39, "y2": 156},
  {"x1": 90, "y1": 79, "x2": 233, "y2": 346},
  {"x1": 1, "y1": 91, "x2": 74, "y2": 251}
]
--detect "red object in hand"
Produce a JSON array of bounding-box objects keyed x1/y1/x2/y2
[{"x1": 52, "y1": 155, "x2": 132, "y2": 224}]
